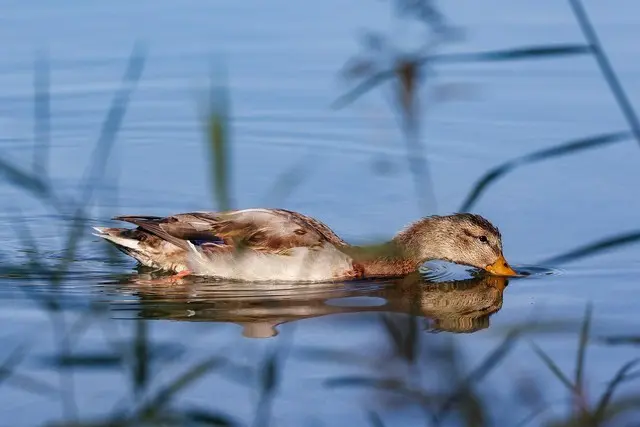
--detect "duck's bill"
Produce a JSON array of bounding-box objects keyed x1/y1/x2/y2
[{"x1": 484, "y1": 255, "x2": 518, "y2": 276}]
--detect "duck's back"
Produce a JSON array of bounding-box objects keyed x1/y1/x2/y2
[{"x1": 94, "y1": 208, "x2": 358, "y2": 281}]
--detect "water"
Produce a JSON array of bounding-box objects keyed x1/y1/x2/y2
[{"x1": 1, "y1": 0, "x2": 640, "y2": 425}]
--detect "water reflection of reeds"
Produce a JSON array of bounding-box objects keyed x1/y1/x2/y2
[{"x1": 1, "y1": 0, "x2": 640, "y2": 426}]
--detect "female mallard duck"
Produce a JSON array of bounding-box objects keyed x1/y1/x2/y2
[{"x1": 93, "y1": 208, "x2": 517, "y2": 281}]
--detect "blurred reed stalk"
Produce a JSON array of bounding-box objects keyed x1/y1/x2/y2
[
  {"x1": 568, "y1": 0, "x2": 640, "y2": 147},
  {"x1": 204, "y1": 64, "x2": 233, "y2": 212}
]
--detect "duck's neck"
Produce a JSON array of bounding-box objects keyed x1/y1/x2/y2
[
  {"x1": 344, "y1": 218, "x2": 451, "y2": 278},
  {"x1": 345, "y1": 240, "x2": 424, "y2": 279},
  {"x1": 392, "y1": 217, "x2": 457, "y2": 263}
]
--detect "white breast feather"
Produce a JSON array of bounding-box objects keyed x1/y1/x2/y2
[{"x1": 185, "y1": 242, "x2": 354, "y2": 282}]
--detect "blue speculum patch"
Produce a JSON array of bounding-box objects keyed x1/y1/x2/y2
[{"x1": 190, "y1": 237, "x2": 224, "y2": 246}]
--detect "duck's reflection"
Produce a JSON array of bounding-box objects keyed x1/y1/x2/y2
[{"x1": 110, "y1": 272, "x2": 509, "y2": 338}]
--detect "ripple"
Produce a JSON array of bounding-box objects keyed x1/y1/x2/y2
[
  {"x1": 511, "y1": 264, "x2": 562, "y2": 278},
  {"x1": 420, "y1": 261, "x2": 560, "y2": 282},
  {"x1": 420, "y1": 261, "x2": 480, "y2": 282}
]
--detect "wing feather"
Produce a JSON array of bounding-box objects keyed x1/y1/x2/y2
[{"x1": 112, "y1": 208, "x2": 343, "y2": 253}]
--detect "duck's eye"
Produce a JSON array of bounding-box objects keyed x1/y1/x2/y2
[
  {"x1": 478, "y1": 235, "x2": 489, "y2": 243},
  {"x1": 294, "y1": 229, "x2": 307, "y2": 236}
]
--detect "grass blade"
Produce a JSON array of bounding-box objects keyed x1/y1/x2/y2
[
  {"x1": 261, "y1": 352, "x2": 278, "y2": 396},
  {"x1": 430, "y1": 44, "x2": 591, "y2": 63},
  {"x1": 575, "y1": 304, "x2": 592, "y2": 393},
  {"x1": 0, "y1": 158, "x2": 50, "y2": 199},
  {"x1": 515, "y1": 405, "x2": 552, "y2": 427},
  {"x1": 140, "y1": 356, "x2": 224, "y2": 417},
  {"x1": 569, "y1": 0, "x2": 640, "y2": 149},
  {"x1": 332, "y1": 70, "x2": 394, "y2": 109},
  {"x1": 183, "y1": 408, "x2": 238, "y2": 426},
  {"x1": 205, "y1": 65, "x2": 232, "y2": 211},
  {"x1": 0, "y1": 344, "x2": 56, "y2": 396},
  {"x1": 587, "y1": 394, "x2": 640, "y2": 425},
  {"x1": 0, "y1": 345, "x2": 28, "y2": 387},
  {"x1": 593, "y1": 358, "x2": 640, "y2": 422},
  {"x1": 252, "y1": 351, "x2": 282, "y2": 427},
  {"x1": 437, "y1": 331, "x2": 518, "y2": 420},
  {"x1": 78, "y1": 43, "x2": 146, "y2": 207},
  {"x1": 324, "y1": 376, "x2": 439, "y2": 409},
  {"x1": 334, "y1": 43, "x2": 590, "y2": 110},
  {"x1": 325, "y1": 376, "x2": 405, "y2": 389},
  {"x1": 539, "y1": 231, "x2": 640, "y2": 266},
  {"x1": 459, "y1": 131, "x2": 630, "y2": 211},
  {"x1": 599, "y1": 335, "x2": 640, "y2": 346},
  {"x1": 530, "y1": 343, "x2": 575, "y2": 393},
  {"x1": 54, "y1": 44, "x2": 146, "y2": 284},
  {"x1": 261, "y1": 155, "x2": 314, "y2": 206},
  {"x1": 1, "y1": 371, "x2": 58, "y2": 397},
  {"x1": 33, "y1": 49, "x2": 51, "y2": 177},
  {"x1": 367, "y1": 411, "x2": 385, "y2": 427},
  {"x1": 132, "y1": 320, "x2": 149, "y2": 396},
  {"x1": 380, "y1": 314, "x2": 419, "y2": 364}
]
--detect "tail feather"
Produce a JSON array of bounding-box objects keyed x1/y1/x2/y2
[
  {"x1": 93, "y1": 225, "x2": 189, "y2": 272},
  {"x1": 92, "y1": 227, "x2": 141, "y2": 251}
]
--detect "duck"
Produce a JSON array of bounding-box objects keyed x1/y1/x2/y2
[{"x1": 93, "y1": 208, "x2": 517, "y2": 282}]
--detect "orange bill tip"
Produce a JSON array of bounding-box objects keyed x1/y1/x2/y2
[{"x1": 484, "y1": 255, "x2": 518, "y2": 276}]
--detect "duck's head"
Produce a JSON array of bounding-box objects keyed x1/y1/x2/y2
[{"x1": 394, "y1": 213, "x2": 517, "y2": 276}]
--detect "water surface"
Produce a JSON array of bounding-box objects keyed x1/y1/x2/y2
[{"x1": 1, "y1": 1, "x2": 640, "y2": 425}]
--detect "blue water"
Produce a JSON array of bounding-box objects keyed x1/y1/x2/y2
[{"x1": 1, "y1": 1, "x2": 640, "y2": 425}]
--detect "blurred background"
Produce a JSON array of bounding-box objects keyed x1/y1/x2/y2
[{"x1": 1, "y1": 0, "x2": 640, "y2": 426}]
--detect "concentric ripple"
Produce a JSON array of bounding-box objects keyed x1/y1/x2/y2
[{"x1": 420, "y1": 261, "x2": 560, "y2": 282}]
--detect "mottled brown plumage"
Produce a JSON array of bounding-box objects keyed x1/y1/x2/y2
[{"x1": 94, "y1": 208, "x2": 516, "y2": 281}]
